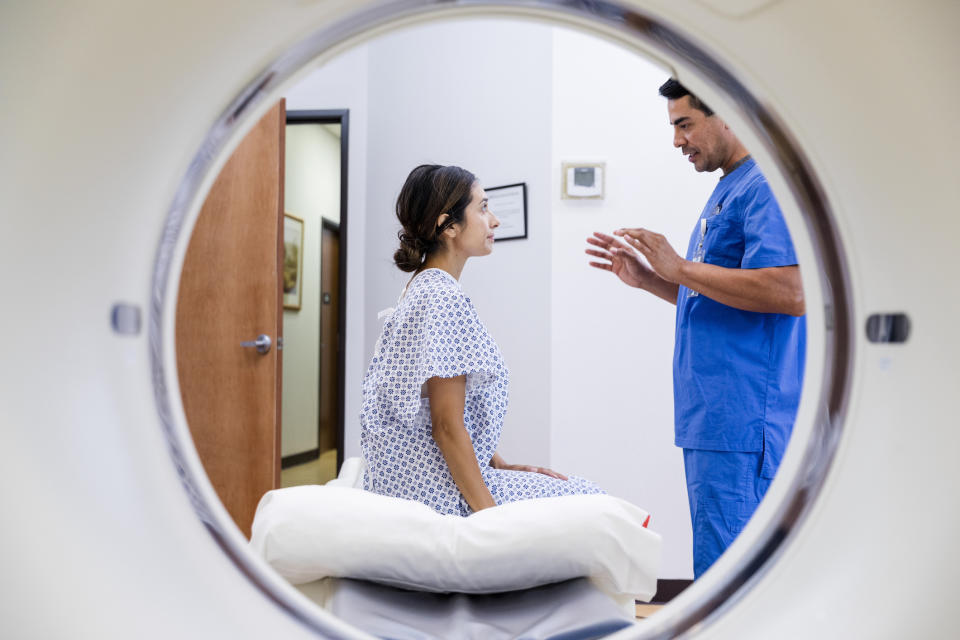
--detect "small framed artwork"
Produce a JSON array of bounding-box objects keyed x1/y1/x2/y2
[
  {"x1": 561, "y1": 162, "x2": 605, "y2": 199},
  {"x1": 486, "y1": 182, "x2": 528, "y2": 241},
  {"x1": 283, "y1": 213, "x2": 304, "y2": 311}
]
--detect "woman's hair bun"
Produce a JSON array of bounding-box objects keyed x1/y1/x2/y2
[{"x1": 394, "y1": 231, "x2": 426, "y2": 272}]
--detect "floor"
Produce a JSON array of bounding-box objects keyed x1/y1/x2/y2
[
  {"x1": 635, "y1": 603, "x2": 664, "y2": 619},
  {"x1": 281, "y1": 449, "x2": 339, "y2": 487}
]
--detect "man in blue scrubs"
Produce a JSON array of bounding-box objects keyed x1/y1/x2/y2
[{"x1": 586, "y1": 79, "x2": 806, "y2": 578}]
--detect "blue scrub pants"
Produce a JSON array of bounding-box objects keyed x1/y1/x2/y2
[{"x1": 683, "y1": 448, "x2": 772, "y2": 578}]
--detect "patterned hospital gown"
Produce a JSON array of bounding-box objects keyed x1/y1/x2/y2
[{"x1": 360, "y1": 268, "x2": 604, "y2": 516}]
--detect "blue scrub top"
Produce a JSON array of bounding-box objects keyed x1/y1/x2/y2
[{"x1": 673, "y1": 158, "x2": 806, "y2": 478}]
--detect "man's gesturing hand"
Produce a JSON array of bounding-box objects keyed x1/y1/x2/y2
[
  {"x1": 614, "y1": 228, "x2": 685, "y2": 284},
  {"x1": 585, "y1": 231, "x2": 657, "y2": 289}
]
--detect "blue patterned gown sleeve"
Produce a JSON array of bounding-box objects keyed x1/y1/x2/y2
[{"x1": 360, "y1": 269, "x2": 604, "y2": 516}]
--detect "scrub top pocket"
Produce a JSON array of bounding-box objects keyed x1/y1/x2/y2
[{"x1": 702, "y1": 219, "x2": 743, "y2": 267}]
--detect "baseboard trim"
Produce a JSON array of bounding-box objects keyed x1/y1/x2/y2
[
  {"x1": 281, "y1": 448, "x2": 320, "y2": 469},
  {"x1": 648, "y1": 579, "x2": 693, "y2": 604}
]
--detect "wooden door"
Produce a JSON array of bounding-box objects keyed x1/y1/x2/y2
[
  {"x1": 175, "y1": 101, "x2": 285, "y2": 538},
  {"x1": 319, "y1": 222, "x2": 340, "y2": 454}
]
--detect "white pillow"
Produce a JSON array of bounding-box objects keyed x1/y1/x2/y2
[
  {"x1": 249, "y1": 469, "x2": 661, "y2": 600},
  {"x1": 322, "y1": 456, "x2": 365, "y2": 488}
]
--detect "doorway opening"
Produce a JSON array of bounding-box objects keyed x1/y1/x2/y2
[{"x1": 280, "y1": 110, "x2": 349, "y2": 486}]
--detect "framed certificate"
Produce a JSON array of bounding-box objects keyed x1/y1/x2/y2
[{"x1": 486, "y1": 182, "x2": 528, "y2": 241}]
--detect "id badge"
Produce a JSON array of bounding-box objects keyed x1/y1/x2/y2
[{"x1": 688, "y1": 217, "x2": 707, "y2": 297}]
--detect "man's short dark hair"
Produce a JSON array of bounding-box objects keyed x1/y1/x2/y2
[{"x1": 658, "y1": 78, "x2": 714, "y2": 116}]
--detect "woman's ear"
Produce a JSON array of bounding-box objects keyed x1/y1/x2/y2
[{"x1": 436, "y1": 213, "x2": 457, "y2": 237}]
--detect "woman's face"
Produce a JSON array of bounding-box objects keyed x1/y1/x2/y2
[{"x1": 449, "y1": 182, "x2": 500, "y2": 257}]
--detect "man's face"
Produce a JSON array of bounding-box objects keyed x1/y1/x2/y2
[{"x1": 667, "y1": 95, "x2": 730, "y2": 173}]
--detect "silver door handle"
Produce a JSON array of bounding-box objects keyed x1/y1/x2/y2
[{"x1": 240, "y1": 334, "x2": 272, "y2": 354}]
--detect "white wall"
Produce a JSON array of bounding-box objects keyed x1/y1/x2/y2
[
  {"x1": 284, "y1": 47, "x2": 368, "y2": 459},
  {"x1": 549, "y1": 27, "x2": 716, "y2": 578},
  {"x1": 281, "y1": 123, "x2": 341, "y2": 457},
  {"x1": 363, "y1": 18, "x2": 555, "y2": 464}
]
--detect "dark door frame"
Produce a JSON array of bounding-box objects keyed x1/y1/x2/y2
[{"x1": 284, "y1": 109, "x2": 349, "y2": 474}]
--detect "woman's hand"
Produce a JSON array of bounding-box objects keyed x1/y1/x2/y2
[
  {"x1": 506, "y1": 464, "x2": 569, "y2": 481},
  {"x1": 490, "y1": 452, "x2": 568, "y2": 481}
]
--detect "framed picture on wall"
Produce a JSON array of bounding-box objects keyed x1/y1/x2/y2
[
  {"x1": 283, "y1": 213, "x2": 304, "y2": 311},
  {"x1": 487, "y1": 182, "x2": 528, "y2": 241}
]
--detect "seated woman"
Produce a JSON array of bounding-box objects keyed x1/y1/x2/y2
[{"x1": 361, "y1": 164, "x2": 604, "y2": 516}]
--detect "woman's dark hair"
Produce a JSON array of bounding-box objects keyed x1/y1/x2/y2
[
  {"x1": 393, "y1": 164, "x2": 477, "y2": 272},
  {"x1": 658, "y1": 78, "x2": 714, "y2": 117}
]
